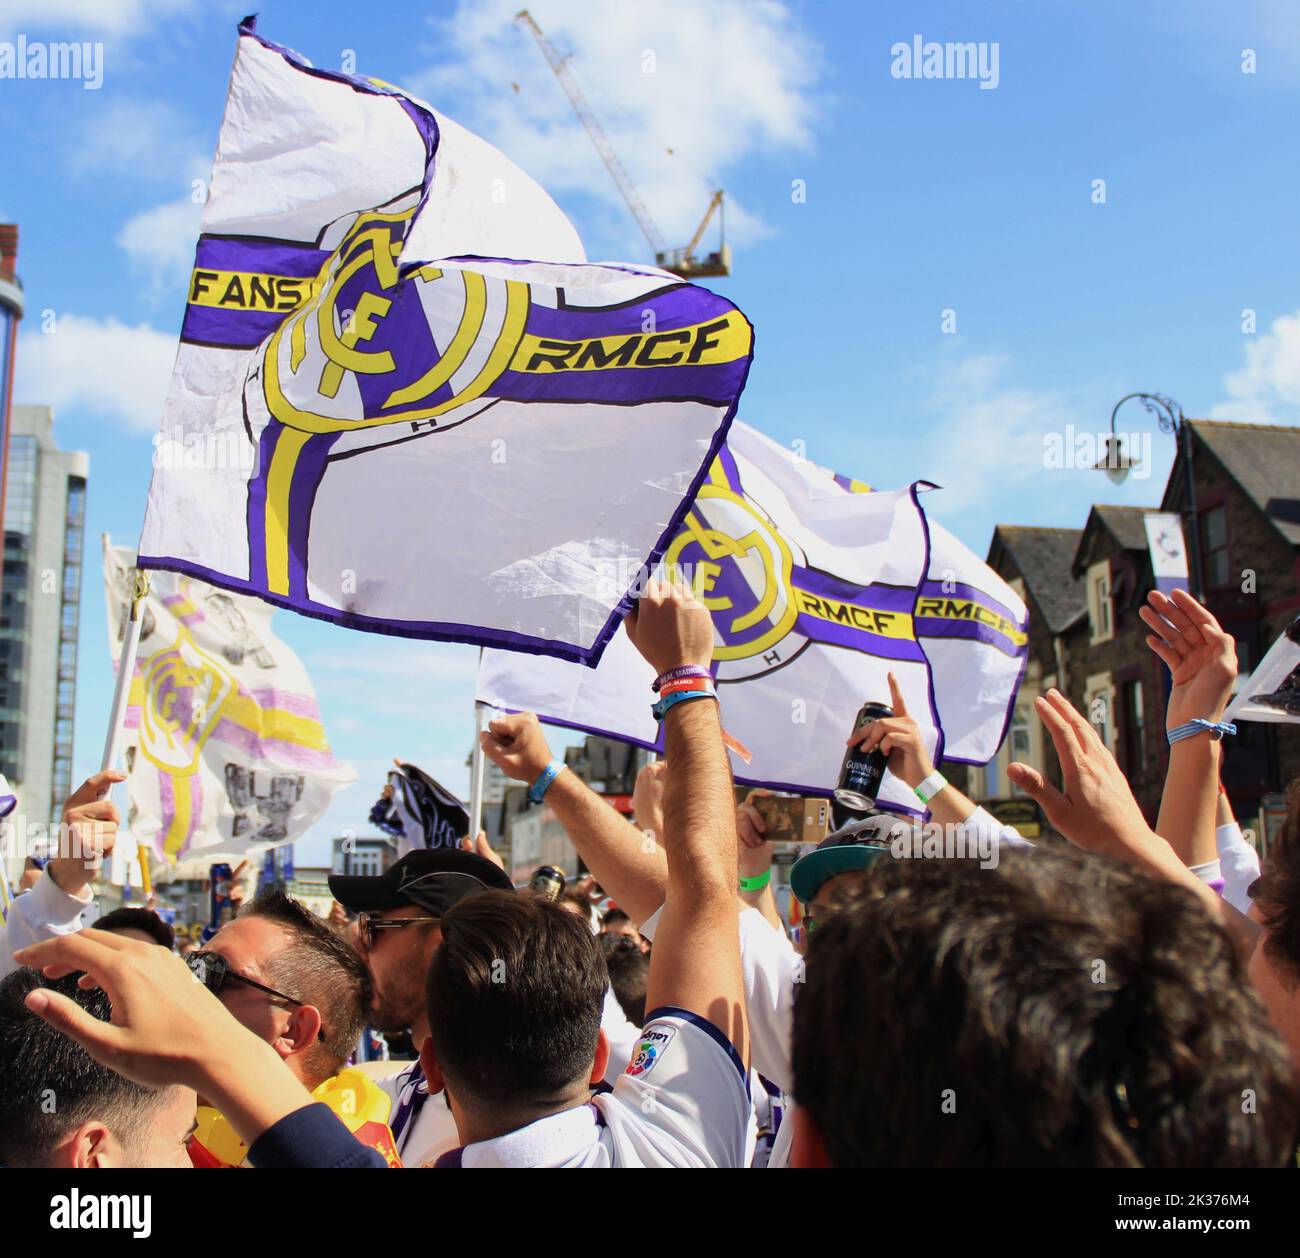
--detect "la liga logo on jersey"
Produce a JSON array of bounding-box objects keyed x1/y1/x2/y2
[{"x1": 626, "y1": 1024, "x2": 677, "y2": 1078}]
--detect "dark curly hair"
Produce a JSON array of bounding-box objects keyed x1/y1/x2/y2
[
  {"x1": 793, "y1": 844, "x2": 1300, "y2": 1167},
  {"x1": 1252, "y1": 778, "x2": 1300, "y2": 986}
]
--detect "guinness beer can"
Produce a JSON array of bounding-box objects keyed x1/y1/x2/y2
[{"x1": 833, "y1": 702, "x2": 893, "y2": 811}]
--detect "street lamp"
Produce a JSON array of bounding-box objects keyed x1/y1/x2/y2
[{"x1": 1096, "y1": 392, "x2": 1203, "y2": 600}]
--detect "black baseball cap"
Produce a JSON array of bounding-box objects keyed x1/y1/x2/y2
[{"x1": 329, "y1": 847, "x2": 513, "y2": 916}]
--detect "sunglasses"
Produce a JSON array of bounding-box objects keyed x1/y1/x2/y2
[
  {"x1": 187, "y1": 949, "x2": 307, "y2": 1010},
  {"x1": 357, "y1": 911, "x2": 441, "y2": 950}
]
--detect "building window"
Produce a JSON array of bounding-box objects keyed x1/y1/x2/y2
[
  {"x1": 1200, "y1": 506, "x2": 1230, "y2": 590},
  {"x1": 347, "y1": 847, "x2": 383, "y2": 877},
  {"x1": 1008, "y1": 709, "x2": 1032, "y2": 797},
  {"x1": 1087, "y1": 560, "x2": 1114, "y2": 644},
  {"x1": 1123, "y1": 679, "x2": 1147, "y2": 776},
  {"x1": 1085, "y1": 674, "x2": 1115, "y2": 754}
]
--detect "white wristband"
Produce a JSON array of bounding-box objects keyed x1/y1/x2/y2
[{"x1": 914, "y1": 770, "x2": 948, "y2": 805}]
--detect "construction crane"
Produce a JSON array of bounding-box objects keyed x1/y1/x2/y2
[{"x1": 515, "y1": 9, "x2": 730, "y2": 278}]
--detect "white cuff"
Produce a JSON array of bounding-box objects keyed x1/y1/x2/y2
[{"x1": 27, "y1": 867, "x2": 93, "y2": 923}]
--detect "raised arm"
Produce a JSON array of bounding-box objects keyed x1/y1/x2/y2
[
  {"x1": 1008, "y1": 689, "x2": 1259, "y2": 962},
  {"x1": 480, "y1": 713, "x2": 668, "y2": 924},
  {"x1": 853, "y1": 673, "x2": 1024, "y2": 841},
  {"x1": 46, "y1": 770, "x2": 128, "y2": 899},
  {"x1": 13, "y1": 930, "x2": 384, "y2": 1166},
  {"x1": 0, "y1": 771, "x2": 129, "y2": 982},
  {"x1": 626, "y1": 581, "x2": 748, "y2": 1066},
  {"x1": 1140, "y1": 588, "x2": 1238, "y2": 868}
]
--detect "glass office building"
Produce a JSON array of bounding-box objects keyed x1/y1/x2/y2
[{"x1": 1, "y1": 406, "x2": 89, "y2": 831}]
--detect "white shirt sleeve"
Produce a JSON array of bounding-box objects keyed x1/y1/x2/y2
[
  {"x1": 957, "y1": 805, "x2": 1034, "y2": 849},
  {"x1": 600, "y1": 985, "x2": 642, "y2": 1085},
  {"x1": 1216, "y1": 821, "x2": 1260, "y2": 916},
  {"x1": 640, "y1": 903, "x2": 798, "y2": 1095},
  {"x1": 735, "y1": 907, "x2": 798, "y2": 1093},
  {"x1": 604, "y1": 1008, "x2": 750, "y2": 1167},
  {"x1": 0, "y1": 870, "x2": 93, "y2": 980}
]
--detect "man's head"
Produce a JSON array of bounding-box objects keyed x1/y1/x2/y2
[
  {"x1": 199, "y1": 888, "x2": 369, "y2": 1088},
  {"x1": 0, "y1": 970, "x2": 196, "y2": 1168},
  {"x1": 599, "y1": 931, "x2": 649, "y2": 1027},
  {"x1": 791, "y1": 845, "x2": 1300, "y2": 1167},
  {"x1": 92, "y1": 906, "x2": 175, "y2": 949},
  {"x1": 1249, "y1": 778, "x2": 1300, "y2": 1065},
  {"x1": 600, "y1": 906, "x2": 648, "y2": 951},
  {"x1": 329, "y1": 848, "x2": 513, "y2": 1037},
  {"x1": 558, "y1": 888, "x2": 596, "y2": 928},
  {"x1": 421, "y1": 890, "x2": 609, "y2": 1132},
  {"x1": 790, "y1": 810, "x2": 907, "y2": 925}
]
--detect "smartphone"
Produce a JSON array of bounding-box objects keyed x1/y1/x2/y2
[{"x1": 752, "y1": 795, "x2": 831, "y2": 843}]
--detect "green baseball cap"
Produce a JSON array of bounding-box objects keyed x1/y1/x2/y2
[{"x1": 789, "y1": 811, "x2": 917, "y2": 903}]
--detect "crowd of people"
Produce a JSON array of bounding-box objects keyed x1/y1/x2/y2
[{"x1": 1, "y1": 580, "x2": 1299, "y2": 1168}]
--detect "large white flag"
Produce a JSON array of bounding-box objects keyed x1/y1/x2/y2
[
  {"x1": 477, "y1": 424, "x2": 1028, "y2": 813},
  {"x1": 104, "y1": 541, "x2": 356, "y2": 865},
  {"x1": 137, "y1": 19, "x2": 751, "y2": 664}
]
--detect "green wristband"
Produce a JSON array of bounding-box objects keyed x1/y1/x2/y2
[{"x1": 739, "y1": 869, "x2": 772, "y2": 893}]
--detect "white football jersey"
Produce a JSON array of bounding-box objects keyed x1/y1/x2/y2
[{"x1": 441, "y1": 1008, "x2": 749, "y2": 1168}]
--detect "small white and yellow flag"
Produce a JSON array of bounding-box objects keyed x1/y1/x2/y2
[{"x1": 103, "y1": 538, "x2": 355, "y2": 864}]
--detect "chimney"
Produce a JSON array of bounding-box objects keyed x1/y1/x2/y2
[{"x1": 0, "y1": 224, "x2": 17, "y2": 281}]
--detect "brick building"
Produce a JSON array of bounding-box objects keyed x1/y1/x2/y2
[{"x1": 983, "y1": 418, "x2": 1300, "y2": 830}]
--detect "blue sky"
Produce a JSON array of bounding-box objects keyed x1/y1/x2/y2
[{"x1": 4, "y1": 0, "x2": 1299, "y2": 866}]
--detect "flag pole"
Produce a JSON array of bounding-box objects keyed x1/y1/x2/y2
[
  {"x1": 469, "y1": 700, "x2": 488, "y2": 841},
  {"x1": 102, "y1": 566, "x2": 153, "y2": 899},
  {"x1": 468, "y1": 649, "x2": 488, "y2": 840},
  {"x1": 0, "y1": 859, "x2": 14, "y2": 920}
]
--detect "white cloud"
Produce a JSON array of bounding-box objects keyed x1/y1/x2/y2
[
  {"x1": 0, "y1": 0, "x2": 196, "y2": 34},
  {"x1": 69, "y1": 100, "x2": 206, "y2": 185},
  {"x1": 1212, "y1": 310, "x2": 1300, "y2": 424},
  {"x1": 914, "y1": 355, "x2": 1073, "y2": 514},
  {"x1": 16, "y1": 313, "x2": 176, "y2": 433},
  {"x1": 900, "y1": 353, "x2": 1171, "y2": 549},
  {"x1": 117, "y1": 192, "x2": 204, "y2": 295},
  {"x1": 405, "y1": 0, "x2": 819, "y2": 260}
]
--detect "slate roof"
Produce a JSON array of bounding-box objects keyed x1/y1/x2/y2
[
  {"x1": 989, "y1": 525, "x2": 1086, "y2": 634},
  {"x1": 1183, "y1": 420, "x2": 1300, "y2": 548}
]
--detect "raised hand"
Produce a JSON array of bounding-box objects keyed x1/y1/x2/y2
[
  {"x1": 1139, "y1": 588, "x2": 1237, "y2": 730},
  {"x1": 480, "y1": 710, "x2": 555, "y2": 783},
  {"x1": 1007, "y1": 689, "x2": 1153, "y2": 861},
  {"x1": 15, "y1": 929, "x2": 317, "y2": 1149},
  {"x1": 48, "y1": 769, "x2": 127, "y2": 897},
  {"x1": 736, "y1": 788, "x2": 772, "y2": 850},
  {"x1": 624, "y1": 579, "x2": 714, "y2": 677},
  {"x1": 632, "y1": 759, "x2": 666, "y2": 842},
  {"x1": 14, "y1": 929, "x2": 253, "y2": 1091},
  {"x1": 846, "y1": 672, "x2": 935, "y2": 791}
]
